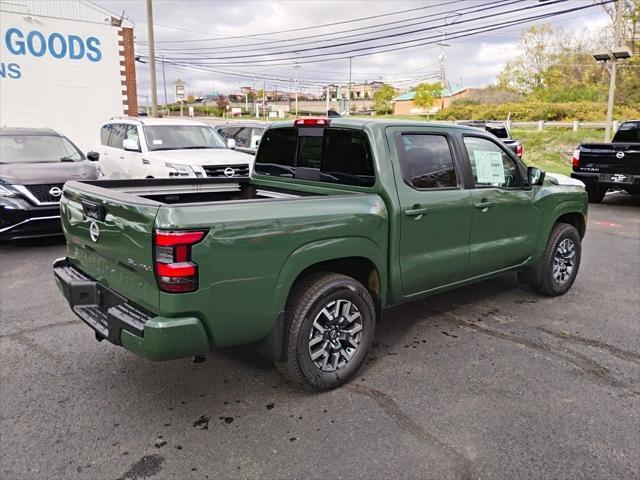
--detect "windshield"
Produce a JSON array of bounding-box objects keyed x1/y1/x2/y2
[
  {"x1": 143, "y1": 125, "x2": 226, "y2": 151},
  {"x1": 0, "y1": 135, "x2": 84, "y2": 164}
]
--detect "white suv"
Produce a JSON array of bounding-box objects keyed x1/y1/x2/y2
[{"x1": 95, "y1": 117, "x2": 253, "y2": 179}]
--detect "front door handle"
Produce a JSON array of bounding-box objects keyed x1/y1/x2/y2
[
  {"x1": 474, "y1": 200, "x2": 494, "y2": 210},
  {"x1": 405, "y1": 206, "x2": 429, "y2": 218}
]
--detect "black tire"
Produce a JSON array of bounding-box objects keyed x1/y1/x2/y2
[
  {"x1": 519, "y1": 223, "x2": 581, "y2": 296},
  {"x1": 586, "y1": 185, "x2": 606, "y2": 203},
  {"x1": 276, "y1": 272, "x2": 376, "y2": 390}
]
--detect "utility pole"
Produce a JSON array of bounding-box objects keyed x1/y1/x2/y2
[
  {"x1": 145, "y1": 0, "x2": 158, "y2": 117},
  {"x1": 161, "y1": 54, "x2": 168, "y2": 113},
  {"x1": 326, "y1": 85, "x2": 330, "y2": 114},
  {"x1": 293, "y1": 55, "x2": 300, "y2": 117},
  {"x1": 605, "y1": 0, "x2": 624, "y2": 142},
  {"x1": 262, "y1": 79, "x2": 266, "y2": 121},
  {"x1": 438, "y1": 31, "x2": 450, "y2": 111},
  {"x1": 347, "y1": 57, "x2": 353, "y2": 116}
]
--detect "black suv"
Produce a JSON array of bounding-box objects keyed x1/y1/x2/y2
[{"x1": 0, "y1": 128, "x2": 99, "y2": 240}]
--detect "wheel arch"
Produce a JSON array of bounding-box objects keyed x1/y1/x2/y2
[{"x1": 272, "y1": 237, "x2": 387, "y2": 316}]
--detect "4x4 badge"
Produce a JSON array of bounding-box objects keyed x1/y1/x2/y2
[{"x1": 89, "y1": 221, "x2": 100, "y2": 242}]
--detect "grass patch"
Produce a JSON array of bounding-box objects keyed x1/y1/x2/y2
[{"x1": 513, "y1": 128, "x2": 604, "y2": 175}]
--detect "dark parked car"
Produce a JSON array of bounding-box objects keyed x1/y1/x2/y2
[
  {"x1": 457, "y1": 121, "x2": 523, "y2": 159},
  {"x1": 0, "y1": 127, "x2": 99, "y2": 240},
  {"x1": 571, "y1": 120, "x2": 640, "y2": 203},
  {"x1": 215, "y1": 121, "x2": 268, "y2": 155}
]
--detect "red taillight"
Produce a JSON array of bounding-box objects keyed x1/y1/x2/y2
[
  {"x1": 572, "y1": 148, "x2": 580, "y2": 168},
  {"x1": 154, "y1": 229, "x2": 207, "y2": 293},
  {"x1": 294, "y1": 117, "x2": 330, "y2": 126},
  {"x1": 516, "y1": 144, "x2": 523, "y2": 158}
]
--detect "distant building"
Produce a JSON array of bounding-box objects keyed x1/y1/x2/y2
[
  {"x1": 393, "y1": 88, "x2": 479, "y2": 115},
  {"x1": 0, "y1": 0, "x2": 137, "y2": 149},
  {"x1": 327, "y1": 81, "x2": 385, "y2": 100}
]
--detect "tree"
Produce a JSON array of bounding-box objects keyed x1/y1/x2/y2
[
  {"x1": 216, "y1": 94, "x2": 229, "y2": 110},
  {"x1": 373, "y1": 84, "x2": 396, "y2": 114},
  {"x1": 412, "y1": 82, "x2": 441, "y2": 109}
]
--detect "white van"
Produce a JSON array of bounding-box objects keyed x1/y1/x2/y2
[{"x1": 94, "y1": 117, "x2": 253, "y2": 179}]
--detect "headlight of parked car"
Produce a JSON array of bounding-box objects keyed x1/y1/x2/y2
[
  {"x1": 165, "y1": 162, "x2": 194, "y2": 177},
  {"x1": 0, "y1": 184, "x2": 17, "y2": 197}
]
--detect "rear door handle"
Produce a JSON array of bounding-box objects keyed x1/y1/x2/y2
[
  {"x1": 474, "y1": 201, "x2": 494, "y2": 210},
  {"x1": 405, "y1": 206, "x2": 429, "y2": 218}
]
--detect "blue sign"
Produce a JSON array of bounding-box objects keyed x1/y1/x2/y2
[{"x1": 1, "y1": 27, "x2": 103, "y2": 80}]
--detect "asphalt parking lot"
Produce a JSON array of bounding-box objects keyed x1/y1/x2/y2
[{"x1": 1, "y1": 193, "x2": 639, "y2": 480}]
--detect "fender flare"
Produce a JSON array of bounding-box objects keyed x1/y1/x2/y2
[
  {"x1": 271, "y1": 236, "x2": 387, "y2": 315},
  {"x1": 535, "y1": 199, "x2": 587, "y2": 253}
]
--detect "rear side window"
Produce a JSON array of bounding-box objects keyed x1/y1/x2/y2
[
  {"x1": 100, "y1": 126, "x2": 111, "y2": 145},
  {"x1": 399, "y1": 134, "x2": 457, "y2": 189},
  {"x1": 254, "y1": 127, "x2": 375, "y2": 187},
  {"x1": 613, "y1": 122, "x2": 640, "y2": 142},
  {"x1": 106, "y1": 124, "x2": 127, "y2": 149}
]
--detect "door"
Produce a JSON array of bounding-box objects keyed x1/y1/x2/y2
[
  {"x1": 394, "y1": 132, "x2": 473, "y2": 295},
  {"x1": 461, "y1": 135, "x2": 541, "y2": 276},
  {"x1": 121, "y1": 125, "x2": 144, "y2": 178},
  {"x1": 100, "y1": 123, "x2": 129, "y2": 178}
]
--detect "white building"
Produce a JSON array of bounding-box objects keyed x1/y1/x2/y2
[{"x1": 0, "y1": 0, "x2": 138, "y2": 150}]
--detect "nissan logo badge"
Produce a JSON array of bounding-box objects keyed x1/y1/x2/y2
[
  {"x1": 49, "y1": 186, "x2": 62, "y2": 197},
  {"x1": 224, "y1": 167, "x2": 236, "y2": 177},
  {"x1": 616, "y1": 151, "x2": 625, "y2": 159},
  {"x1": 89, "y1": 221, "x2": 100, "y2": 242}
]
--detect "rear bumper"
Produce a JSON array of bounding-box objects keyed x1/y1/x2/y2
[
  {"x1": 571, "y1": 172, "x2": 640, "y2": 191},
  {"x1": 53, "y1": 258, "x2": 210, "y2": 361}
]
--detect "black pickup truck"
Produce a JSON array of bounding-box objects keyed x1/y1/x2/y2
[{"x1": 571, "y1": 120, "x2": 640, "y2": 203}]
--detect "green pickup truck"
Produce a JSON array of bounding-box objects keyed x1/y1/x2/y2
[{"x1": 54, "y1": 118, "x2": 587, "y2": 390}]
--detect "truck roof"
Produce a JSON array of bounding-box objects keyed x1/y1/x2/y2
[{"x1": 268, "y1": 118, "x2": 480, "y2": 132}]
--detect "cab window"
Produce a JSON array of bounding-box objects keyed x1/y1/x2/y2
[
  {"x1": 463, "y1": 136, "x2": 523, "y2": 188},
  {"x1": 398, "y1": 134, "x2": 458, "y2": 189},
  {"x1": 107, "y1": 124, "x2": 127, "y2": 149}
]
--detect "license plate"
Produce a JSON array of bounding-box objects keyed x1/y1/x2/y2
[{"x1": 610, "y1": 174, "x2": 631, "y2": 183}]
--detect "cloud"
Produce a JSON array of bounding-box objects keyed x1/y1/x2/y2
[{"x1": 95, "y1": 0, "x2": 610, "y2": 100}]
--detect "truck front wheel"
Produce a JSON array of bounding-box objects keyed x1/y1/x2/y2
[
  {"x1": 276, "y1": 272, "x2": 376, "y2": 390},
  {"x1": 518, "y1": 223, "x2": 582, "y2": 296},
  {"x1": 586, "y1": 185, "x2": 606, "y2": 203}
]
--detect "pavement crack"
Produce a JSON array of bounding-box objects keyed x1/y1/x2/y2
[
  {"x1": 8, "y1": 334, "x2": 63, "y2": 362},
  {"x1": 535, "y1": 326, "x2": 640, "y2": 364},
  {"x1": 0, "y1": 320, "x2": 77, "y2": 339},
  {"x1": 438, "y1": 310, "x2": 639, "y2": 397},
  {"x1": 348, "y1": 384, "x2": 475, "y2": 480}
]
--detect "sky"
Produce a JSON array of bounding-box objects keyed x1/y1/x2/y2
[{"x1": 94, "y1": 0, "x2": 613, "y2": 103}]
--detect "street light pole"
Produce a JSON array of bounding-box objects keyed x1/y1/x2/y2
[
  {"x1": 347, "y1": 57, "x2": 352, "y2": 116},
  {"x1": 605, "y1": 0, "x2": 624, "y2": 142},
  {"x1": 161, "y1": 54, "x2": 168, "y2": 113},
  {"x1": 145, "y1": 0, "x2": 159, "y2": 117}
]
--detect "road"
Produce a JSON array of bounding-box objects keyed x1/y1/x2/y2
[{"x1": 1, "y1": 193, "x2": 638, "y2": 480}]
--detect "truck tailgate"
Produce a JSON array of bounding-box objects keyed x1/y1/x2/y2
[
  {"x1": 579, "y1": 143, "x2": 640, "y2": 174},
  {"x1": 60, "y1": 181, "x2": 160, "y2": 313}
]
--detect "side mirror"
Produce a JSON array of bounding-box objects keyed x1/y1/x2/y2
[
  {"x1": 527, "y1": 166, "x2": 545, "y2": 186},
  {"x1": 123, "y1": 139, "x2": 140, "y2": 152},
  {"x1": 227, "y1": 138, "x2": 236, "y2": 149},
  {"x1": 87, "y1": 151, "x2": 100, "y2": 161}
]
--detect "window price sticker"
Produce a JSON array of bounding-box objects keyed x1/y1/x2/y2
[{"x1": 474, "y1": 150, "x2": 505, "y2": 185}]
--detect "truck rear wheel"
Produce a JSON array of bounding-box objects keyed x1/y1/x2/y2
[
  {"x1": 518, "y1": 223, "x2": 581, "y2": 296},
  {"x1": 586, "y1": 185, "x2": 606, "y2": 203},
  {"x1": 276, "y1": 272, "x2": 376, "y2": 390}
]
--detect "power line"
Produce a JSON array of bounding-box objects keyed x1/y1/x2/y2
[
  {"x1": 141, "y1": 0, "x2": 517, "y2": 53},
  {"x1": 137, "y1": 0, "x2": 465, "y2": 44},
  {"x1": 140, "y1": 0, "x2": 572, "y2": 63},
  {"x1": 136, "y1": 0, "x2": 612, "y2": 67}
]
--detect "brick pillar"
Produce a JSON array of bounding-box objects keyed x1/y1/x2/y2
[{"x1": 119, "y1": 27, "x2": 138, "y2": 117}]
